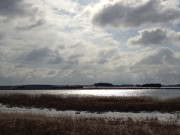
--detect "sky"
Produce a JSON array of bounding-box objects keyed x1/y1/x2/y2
[{"x1": 0, "y1": 0, "x2": 180, "y2": 85}]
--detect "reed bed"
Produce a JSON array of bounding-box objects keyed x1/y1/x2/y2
[
  {"x1": 0, "y1": 112, "x2": 179, "y2": 135},
  {"x1": 0, "y1": 94, "x2": 180, "y2": 112}
]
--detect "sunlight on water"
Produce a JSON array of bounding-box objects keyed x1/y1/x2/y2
[
  {"x1": 70, "y1": 90, "x2": 144, "y2": 97},
  {"x1": 50, "y1": 89, "x2": 157, "y2": 97},
  {"x1": 0, "y1": 89, "x2": 180, "y2": 99}
]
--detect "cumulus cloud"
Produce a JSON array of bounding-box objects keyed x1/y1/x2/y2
[
  {"x1": 1, "y1": 0, "x2": 180, "y2": 85},
  {"x1": 127, "y1": 28, "x2": 180, "y2": 46},
  {"x1": 97, "y1": 47, "x2": 120, "y2": 64},
  {"x1": 0, "y1": 61, "x2": 62, "y2": 85},
  {"x1": 92, "y1": 0, "x2": 180, "y2": 29},
  {"x1": 48, "y1": 56, "x2": 64, "y2": 64},
  {"x1": 136, "y1": 48, "x2": 180, "y2": 65},
  {"x1": 24, "y1": 47, "x2": 51, "y2": 61},
  {"x1": 0, "y1": 0, "x2": 37, "y2": 19},
  {"x1": 23, "y1": 47, "x2": 65, "y2": 65},
  {"x1": 0, "y1": 0, "x2": 45, "y2": 35},
  {"x1": 129, "y1": 64, "x2": 180, "y2": 84}
]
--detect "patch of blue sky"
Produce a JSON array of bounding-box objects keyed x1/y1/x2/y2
[
  {"x1": 173, "y1": 22, "x2": 180, "y2": 32},
  {"x1": 60, "y1": 25, "x2": 82, "y2": 33},
  {"x1": 76, "y1": 0, "x2": 99, "y2": 5},
  {"x1": 165, "y1": 43, "x2": 180, "y2": 52},
  {"x1": 106, "y1": 29, "x2": 139, "y2": 51},
  {"x1": 108, "y1": 29, "x2": 139, "y2": 43},
  {"x1": 52, "y1": 8, "x2": 76, "y2": 17}
]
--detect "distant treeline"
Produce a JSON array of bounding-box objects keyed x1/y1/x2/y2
[
  {"x1": 94, "y1": 83, "x2": 113, "y2": 87},
  {"x1": 94, "y1": 83, "x2": 162, "y2": 87},
  {"x1": 141, "y1": 83, "x2": 162, "y2": 87},
  {"x1": 94, "y1": 83, "x2": 134, "y2": 87},
  {"x1": 0, "y1": 85, "x2": 83, "y2": 90},
  {"x1": 136, "y1": 83, "x2": 162, "y2": 87}
]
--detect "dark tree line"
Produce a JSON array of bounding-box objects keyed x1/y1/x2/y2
[
  {"x1": 94, "y1": 83, "x2": 113, "y2": 87},
  {"x1": 138, "y1": 83, "x2": 162, "y2": 87}
]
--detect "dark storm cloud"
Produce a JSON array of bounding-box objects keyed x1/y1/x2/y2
[
  {"x1": 0, "y1": 0, "x2": 36, "y2": 18},
  {"x1": 92, "y1": 0, "x2": 180, "y2": 28},
  {"x1": 128, "y1": 28, "x2": 168, "y2": 46},
  {"x1": 24, "y1": 47, "x2": 51, "y2": 61},
  {"x1": 24, "y1": 47, "x2": 64, "y2": 64},
  {"x1": 137, "y1": 48, "x2": 179, "y2": 65},
  {"x1": 128, "y1": 28, "x2": 180, "y2": 46}
]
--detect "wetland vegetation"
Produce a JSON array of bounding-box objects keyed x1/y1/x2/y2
[
  {"x1": 0, "y1": 112, "x2": 179, "y2": 135},
  {"x1": 0, "y1": 94, "x2": 179, "y2": 112}
]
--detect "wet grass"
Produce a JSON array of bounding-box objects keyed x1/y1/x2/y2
[
  {"x1": 0, "y1": 112, "x2": 179, "y2": 135},
  {"x1": 0, "y1": 94, "x2": 180, "y2": 112}
]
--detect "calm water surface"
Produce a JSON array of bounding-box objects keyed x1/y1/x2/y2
[{"x1": 0, "y1": 89, "x2": 180, "y2": 99}]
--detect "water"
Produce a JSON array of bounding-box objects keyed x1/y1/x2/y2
[{"x1": 0, "y1": 89, "x2": 180, "y2": 99}]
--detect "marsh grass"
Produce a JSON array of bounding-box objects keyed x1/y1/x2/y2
[
  {"x1": 0, "y1": 94, "x2": 180, "y2": 112},
  {"x1": 0, "y1": 112, "x2": 179, "y2": 135}
]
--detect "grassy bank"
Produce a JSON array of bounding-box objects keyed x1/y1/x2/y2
[
  {"x1": 0, "y1": 94, "x2": 180, "y2": 112},
  {"x1": 0, "y1": 112, "x2": 179, "y2": 135}
]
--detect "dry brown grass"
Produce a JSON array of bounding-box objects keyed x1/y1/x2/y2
[
  {"x1": 0, "y1": 112, "x2": 179, "y2": 135},
  {"x1": 0, "y1": 94, "x2": 180, "y2": 112}
]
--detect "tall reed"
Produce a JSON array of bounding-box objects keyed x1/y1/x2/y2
[
  {"x1": 0, "y1": 94, "x2": 179, "y2": 112},
  {"x1": 0, "y1": 112, "x2": 179, "y2": 135}
]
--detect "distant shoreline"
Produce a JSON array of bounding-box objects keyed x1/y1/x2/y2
[
  {"x1": 0, "y1": 87, "x2": 180, "y2": 90},
  {"x1": 1, "y1": 83, "x2": 180, "y2": 90},
  {"x1": 82, "y1": 87, "x2": 180, "y2": 89}
]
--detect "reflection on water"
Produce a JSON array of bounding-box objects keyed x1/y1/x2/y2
[
  {"x1": 0, "y1": 89, "x2": 180, "y2": 99},
  {"x1": 71, "y1": 90, "x2": 150, "y2": 97}
]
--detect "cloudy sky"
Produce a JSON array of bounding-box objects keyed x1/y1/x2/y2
[{"x1": 0, "y1": 0, "x2": 180, "y2": 85}]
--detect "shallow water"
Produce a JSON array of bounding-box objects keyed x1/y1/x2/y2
[{"x1": 0, "y1": 89, "x2": 180, "y2": 99}]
